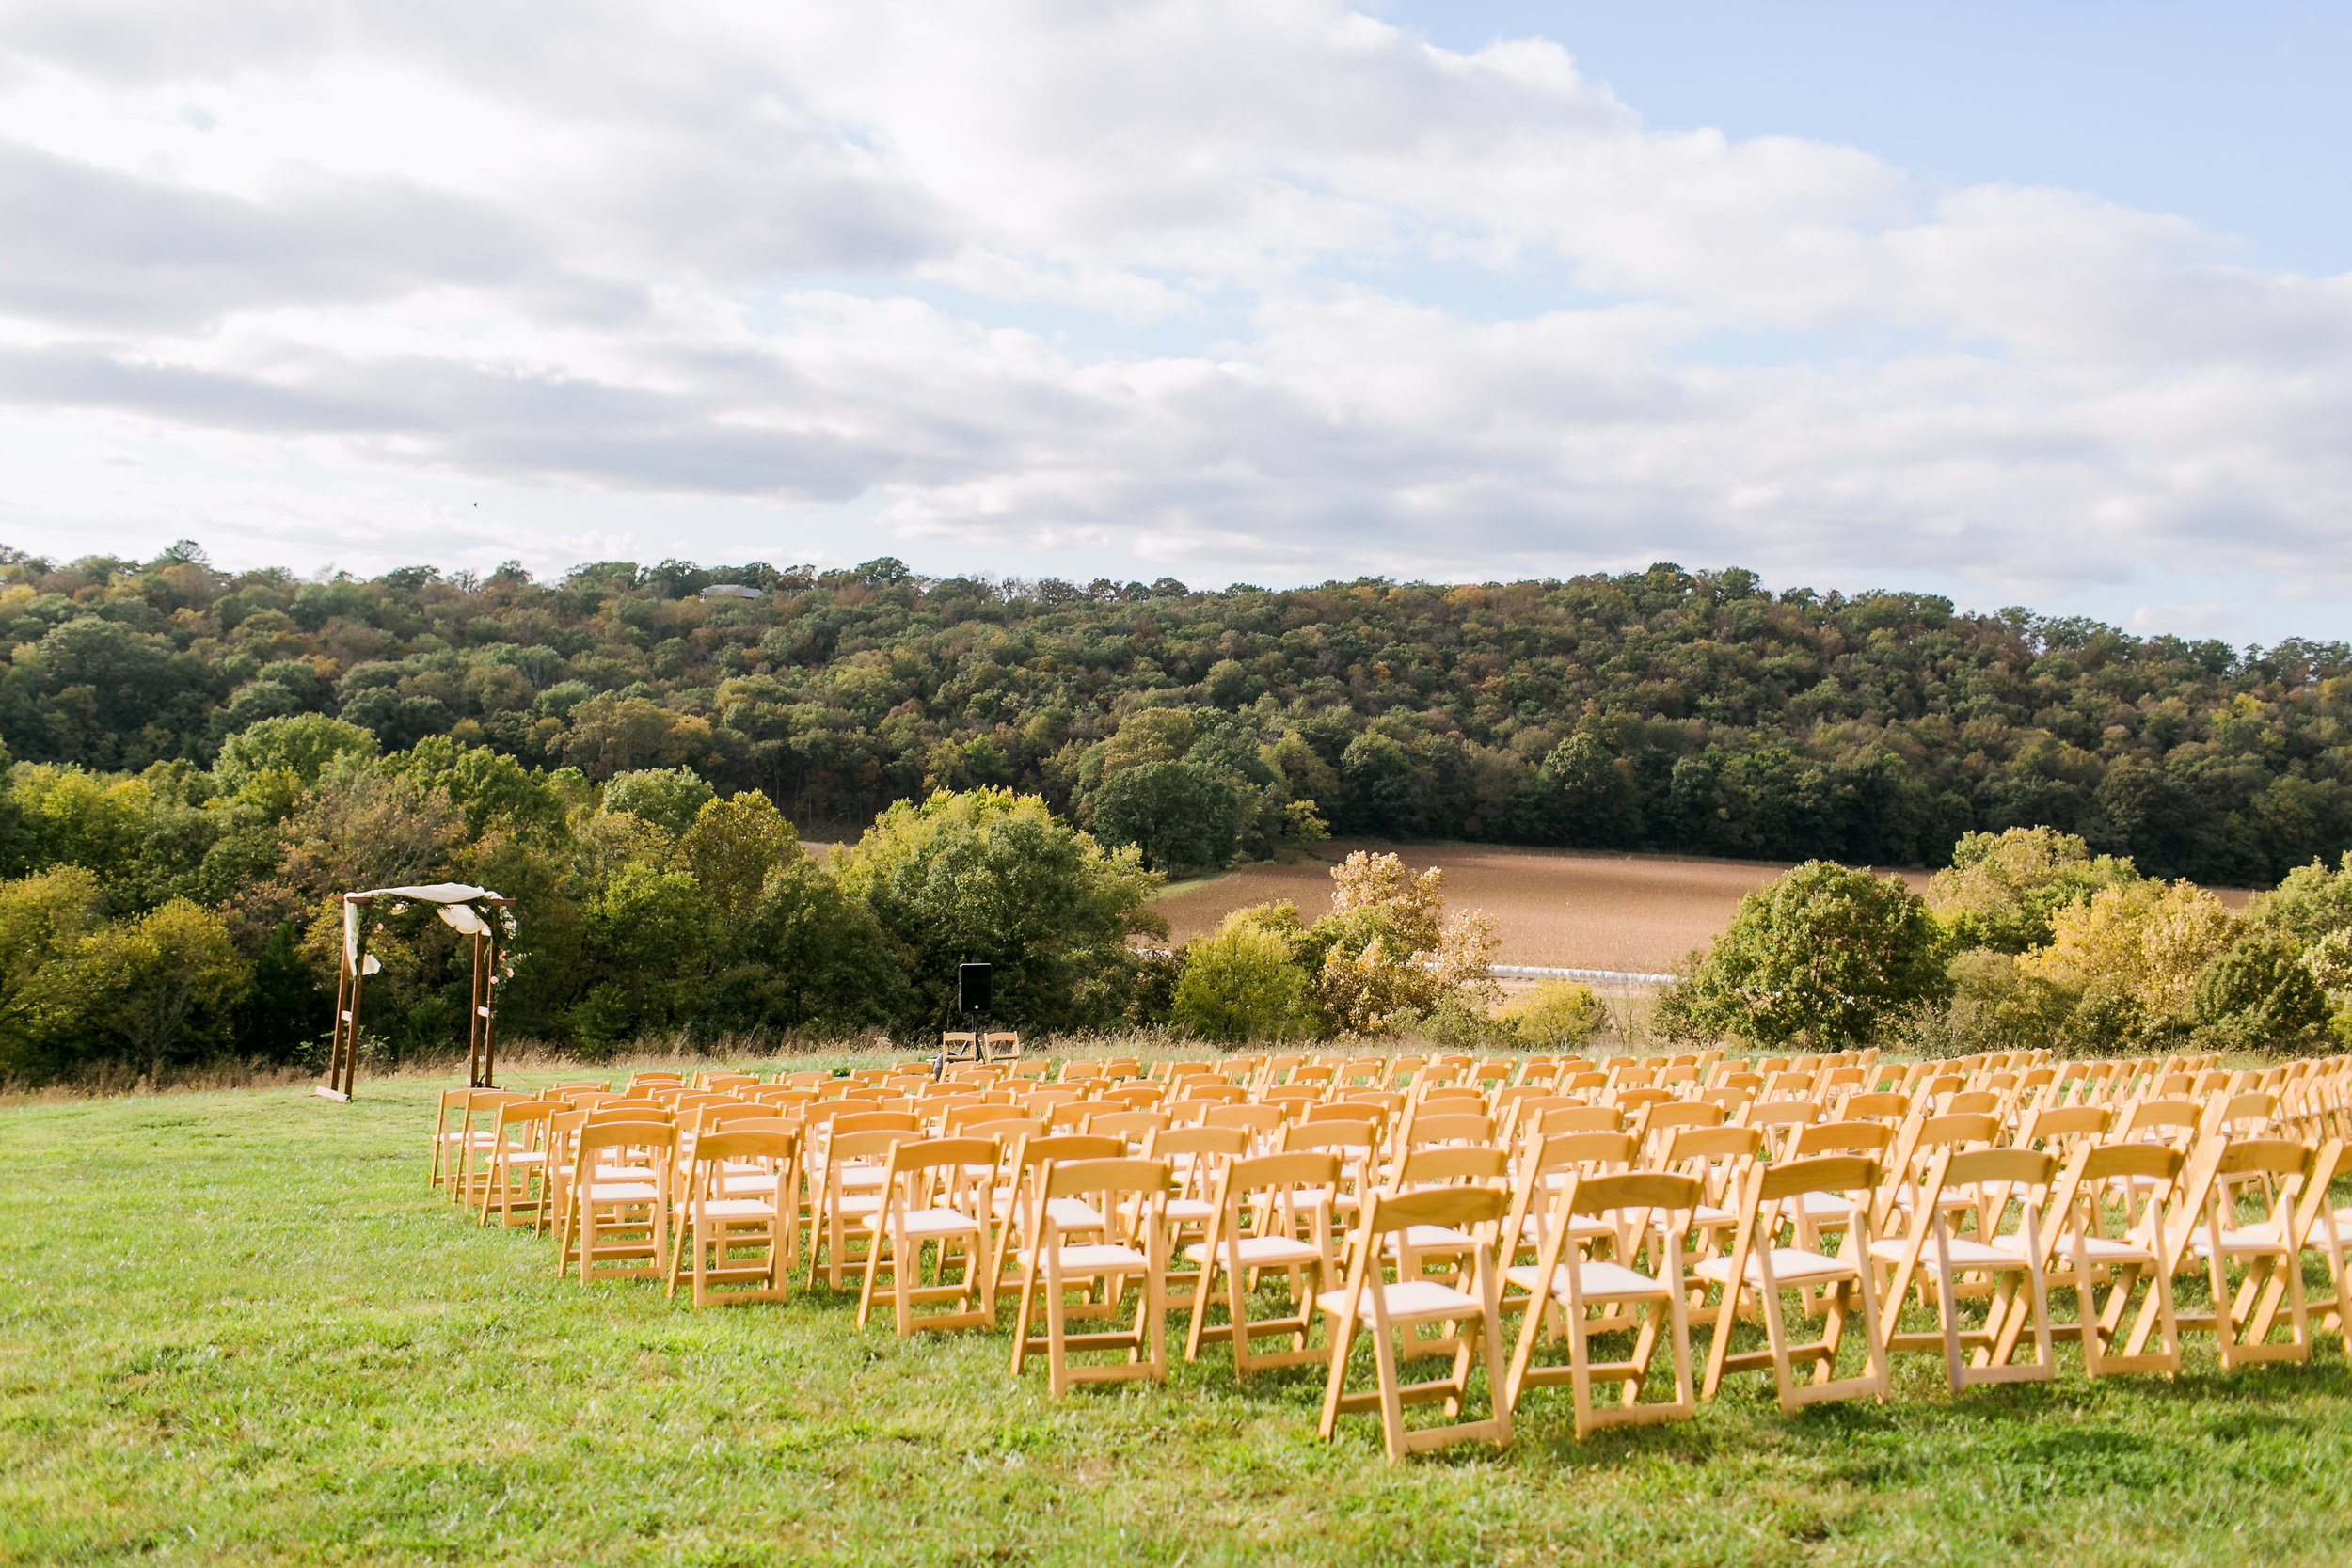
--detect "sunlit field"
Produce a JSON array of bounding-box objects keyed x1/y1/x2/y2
[{"x1": 6, "y1": 1063, "x2": 2352, "y2": 1567}]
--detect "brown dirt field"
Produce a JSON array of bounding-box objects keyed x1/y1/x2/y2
[
  {"x1": 815, "y1": 834, "x2": 2251, "y2": 974},
  {"x1": 1153, "y1": 843, "x2": 1914, "y2": 973},
  {"x1": 1154, "y1": 842, "x2": 2252, "y2": 974}
]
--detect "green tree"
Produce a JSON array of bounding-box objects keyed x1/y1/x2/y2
[
  {"x1": 2193, "y1": 931, "x2": 2328, "y2": 1052},
  {"x1": 833, "y1": 787, "x2": 1164, "y2": 1030},
  {"x1": 213, "y1": 714, "x2": 379, "y2": 789},
  {"x1": 572, "y1": 865, "x2": 714, "y2": 1049},
  {"x1": 0, "y1": 866, "x2": 103, "y2": 1079},
  {"x1": 1927, "y1": 827, "x2": 2140, "y2": 953},
  {"x1": 676, "y1": 790, "x2": 802, "y2": 927},
  {"x1": 1090, "y1": 760, "x2": 1243, "y2": 873},
  {"x1": 1661, "y1": 860, "x2": 1947, "y2": 1047},
  {"x1": 53, "y1": 898, "x2": 252, "y2": 1081},
  {"x1": 600, "y1": 767, "x2": 715, "y2": 834},
  {"x1": 707, "y1": 860, "x2": 911, "y2": 1034},
  {"x1": 2249, "y1": 852, "x2": 2352, "y2": 944},
  {"x1": 1171, "y1": 911, "x2": 1312, "y2": 1042}
]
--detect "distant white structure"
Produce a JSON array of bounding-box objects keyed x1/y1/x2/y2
[{"x1": 699, "y1": 583, "x2": 763, "y2": 600}]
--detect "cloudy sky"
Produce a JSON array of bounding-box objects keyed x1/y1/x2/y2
[{"x1": 2, "y1": 1, "x2": 2349, "y2": 641}]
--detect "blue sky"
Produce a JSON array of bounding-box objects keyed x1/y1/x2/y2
[
  {"x1": 1391, "y1": 3, "x2": 2352, "y2": 276},
  {"x1": 0, "y1": 1, "x2": 2346, "y2": 644}
]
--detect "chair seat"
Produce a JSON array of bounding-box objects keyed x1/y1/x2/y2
[
  {"x1": 1692, "y1": 1246, "x2": 1856, "y2": 1288},
  {"x1": 722, "y1": 1173, "x2": 777, "y2": 1196},
  {"x1": 2055, "y1": 1231, "x2": 2157, "y2": 1265},
  {"x1": 1317, "y1": 1278, "x2": 1480, "y2": 1323},
  {"x1": 694, "y1": 1198, "x2": 777, "y2": 1220},
  {"x1": 1166, "y1": 1197, "x2": 1216, "y2": 1224},
  {"x1": 2190, "y1": 1223, "x2": 2294, "y2": 1258},
  {"x1": 1019, "y1": 1243, "x2": 1150, "y2": 1274},
  {"x1": 1867, "y1": 1235, "x2": 2024, "y2": 1273},
  {"x1": 585, "y1": 1181, "x2": 660, "y2": 1203},
  {"x1": 1391, "y1": 1223, "x2": 1477, "y2": 1253},
  {"x1": 1519, "y1": 1213, "x2": 1613, "y2": 1243},
  {"x1": 1650, "y1": 1203, "x2": 1735, "y2": 1231},
  {"x1": 1506, "y1": 1259, "x2": 1670, "y2": 1304},
  {"x1": 1793, "y1": 1192, "x2": 1856, "y2": 1222},
  {"x1": 502, "y1": 1150, "x2": 548, "y2": 1166},
  {"x1": 1185, "y1": 1234, "x2": 1322, "y2": 1268},
  {"x1": 865, "y1": 1205, "x2": 983, "y2": 1239},
  {"x1": 1046, "y1": 1197, "x2": 1106, "y2": 1230}
]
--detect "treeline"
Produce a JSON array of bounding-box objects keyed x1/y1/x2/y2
[
  {"x1": 7, "y1": 545, "x2": 2352, "y2": 884},
  {"x1": 0, "y1": 723, "x2": 1167, "y2": 1083},
  {"x1": 1658, "y1": 829, "x2": 2352, "y2": 1059}
]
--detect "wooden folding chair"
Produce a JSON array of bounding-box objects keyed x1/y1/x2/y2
[
  {"x1": 1505, "y1": 1170, "x2": 1702, "y2": 1435},
  {"x1": 474, "y1": 1097, "x2": 558, "y2": 1228},
  {"x1": 2014, "y1": 1139, "x2": 2185, "y2": 1378},
  {"x1": 1387, "y1": 1145, "x2": 1510, "y2": 1284},
  {"x1": 2177, "y1": 1136, "x2": 2345, "y2": 1370},
  {"x1": 857, "y1": 1136, "x2": 999, "y2": 1335},
  {"x1": 1697, "y1": 1155, "x2": 1890, "y2": 1414},
  {"x1": 1316, "y1": 1185, "x2": 1512, "y2": 1463},
  {"x1": 668, "y1": 1127, "x2": 798, "y2": 1307},
  {"x1": 1009, "y1": 1157, "x2": 1175, "y2": 1395},
  {"x1": 1184, "y1": 1150, "x2": 1343, "y2": 1376},
  {"x1": 1869, "y1": 1148, "x2": 2059, "y2": 1392},
  {"x1": 1144, "y1": 1124, "x2": 1249, "y2": 1312},
  {"x1": 806, "y1": 1128, "x2": 912, "y2": 1290},
  {"x1": 560, "y1": 1119, "x2": 675, "y2": 1285},
  {"x1": 990, "y1": 1132, "x2": 1125, "y2": 1297}
]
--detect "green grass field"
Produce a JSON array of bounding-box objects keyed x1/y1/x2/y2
[{"x1": 6, "y1": 1067, "x2": 2352, "y2": 1566}]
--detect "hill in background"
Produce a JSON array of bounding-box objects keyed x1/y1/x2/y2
[{"x1": 5, "y1": 545, "x2": 2348, "y2": 884}]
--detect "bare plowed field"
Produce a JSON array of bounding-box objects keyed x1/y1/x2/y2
[{"x1": 1154, "y1": 844, "x2": 1931, "y2": 974}]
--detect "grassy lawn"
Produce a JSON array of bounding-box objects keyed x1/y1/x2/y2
[{"x1": 6, "y1": 1069, "x2": 2352, "y2": 1565}]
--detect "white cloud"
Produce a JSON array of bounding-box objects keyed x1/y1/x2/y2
[{"x1": 0, "y1": 0, "x2": 2345, "y2": 635}]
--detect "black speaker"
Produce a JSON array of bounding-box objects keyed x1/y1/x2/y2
[{"x1": 957, "y1": 962, "x2": 993, "y2": 1013}]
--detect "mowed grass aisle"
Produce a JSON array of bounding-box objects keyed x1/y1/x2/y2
[{"x1": 6, "y1": 1079, "x2": 2352, "y2": 1566}]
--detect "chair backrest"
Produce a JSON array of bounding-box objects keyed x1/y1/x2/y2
[
  {"x1": 1635, "y1": 1100, "x2": 1724, "y2": 1152},
  {"x1": 883, "y1": 1135, "x2": 1001, "y2": 1180},
  {"x1": 1205, "y1": 1103, "x2": 1284, "y2": 1136},
  {"x1": 1613, "y1": 1087, "x2": 1673, "y2": 1118},
  {"x1": 1942, "y1": 1147, "x2": 2058, "y2": 1193},
  {"x1": 1836, "y1": 1091, "x2": 1911, "y2": 1124},
  {"x1": 1565, "y1": 1169, "x2": 1704, "y2": 1219},
  {"x1": 2075, "y1": 1140, "x2": 2185, "y2": 1186},
  {"x1": 1281, "y1": 1118, "x2": 1378, "y2": 1154},
  {"x1": 1145, "y1": 1124, "x2": 1251, "y2": 1162},
  {"x1": 1038, "y1": 1155, "x2": 1173, "y2": 1203},
  {"x1": 835, "y1": 1111, "x2": 920, "y2": 1135},
  {"x1": 1523, "y1": 1130, "x2": 1638, "y2": 1175},
  {"x1": 1087, "y1": 1109, "x2": 1169, "y2": 1147},
  {"x1": 2020, "y1": 1104, "x2": 2111, "y2": 1147},
  {"x1": 693, "y1": 1127, "x2": 799, "y2": 1169},
  {"x1": 1531, "y1": 1103, "x2": 1621, "y2": 1137},
  {"x1": 1222, "y1": 1149, "x2": 1342, "y2": 1197},
  {"x1": 576, "y1": 1119, "x2": 677, "y2": 1158},
  {"x1": 1358, "y1": 1184, "x2": 1509, "y2": 1240},
  {"x1": 1661, "y1": 1124, "x2": 1759, "y2": 1165},
  {"x1": 1792, "y1": 1120, "x2": 1893, "y2": 1158},
  {"x1": 1013, "y1": 1132, "x2": 1126, "y2": 1178},
  {"x1": 1406, "y1": 1111, "x2": 1495, "y2": 1147},
  {"x1": 2211, "y1": 1137, "x2": 2316, "y2": 1180},
  {"x1": 1757, "y1": 1154, "x2": 1883, "y2": 1202},
  {"x1": 1394, "y1": 1144, "x2": 1509, "y2": 1187}
]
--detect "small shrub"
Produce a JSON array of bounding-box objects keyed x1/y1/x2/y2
[
  {"x1": 1497, "y1": 979, "x2": 1607, "y2": 1051},
  {"x1": 1170, "y1": 918, "x2": 1312, "y2": 1043}
]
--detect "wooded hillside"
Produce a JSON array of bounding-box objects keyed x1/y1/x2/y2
[{"x1": 8, "y1": 545, "x2": 2346, "y2": 884}]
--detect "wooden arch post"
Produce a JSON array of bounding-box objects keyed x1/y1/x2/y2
[{"x1": 317, "y1": 884, "x2": 514, "y2": 1103}]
